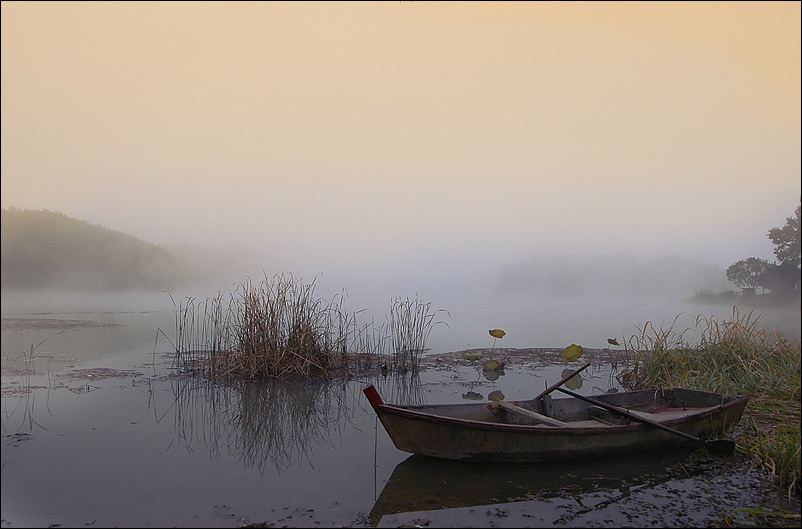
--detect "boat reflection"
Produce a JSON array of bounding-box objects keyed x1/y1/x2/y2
[{"x1": 368, "y1": 447, "x2": 699, "y2": 526}]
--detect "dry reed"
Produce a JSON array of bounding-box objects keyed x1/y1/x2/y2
[{"x1": 168, "y1": 272, "x2": 446, "y2": 381}]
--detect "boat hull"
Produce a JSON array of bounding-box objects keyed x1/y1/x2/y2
[{"x1": 363, "y1": 385, "x2": 748, "y2": 462}]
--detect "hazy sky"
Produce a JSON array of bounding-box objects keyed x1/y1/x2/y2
[{"x1": 2, "y1": 2, "x2": 800, "y2": 345}]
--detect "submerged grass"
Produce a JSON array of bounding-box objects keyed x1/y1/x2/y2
[
  {"x1": 619, "y1": 306, "x2": 801, "y2": 501},
  {"x1": 167, "y1": 272, "x2": 446, "y2": 381}
]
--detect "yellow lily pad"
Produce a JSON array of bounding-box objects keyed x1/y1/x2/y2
[
  {"x1": 483, "y1": 359, "x2": 501, "y2": 371},
  {"x1": 562, "y1": 344, "x2": 583, "y2": 363},
  {"x1": 488, "y1": 329, "x2": 506, "y2": 339}
]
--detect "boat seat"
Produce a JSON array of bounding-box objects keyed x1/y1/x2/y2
[
  {"x1": 588, "y1": 413, "x2": 621, "y2": 426},
  {"x1": 497, "y1": 401, "x2": 574, "y2": 427}
]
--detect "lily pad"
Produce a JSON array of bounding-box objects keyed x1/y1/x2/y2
[
  {"x1": 462, "y1": 391, "x2": 484, "y2": 401},
  {"x1": 482, "y1": 359, "x2": 501, "y2": 371},
  {"x1": 488, "y1": 390, "x2": 505, "y2": 402},
  {"x1": 562, "y1": 344, "x2": 583, "y2": 363},
  {"x1": 488, "y1": 329, "x2": 506, "y2": 339},
  {"x1": 462, "y1": 350, "x2": 484, "y2": 362}
]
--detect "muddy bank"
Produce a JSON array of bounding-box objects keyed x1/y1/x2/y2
[{"x1": 422, "y1": 347, "x2": 627, "y2": 369}]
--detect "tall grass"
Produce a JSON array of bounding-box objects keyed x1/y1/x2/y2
[
  {"x1": 386, "y1": 296, "x2": 450, "y2": 371},
  {"x1": 620, "y1": 306, "x2": 801, "y2": 500},
  {"x1": 167, "y1": 272, "x2": 446, "y2": 381}
]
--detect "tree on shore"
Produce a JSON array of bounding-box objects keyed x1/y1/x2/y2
[
  {"x1": 762, "y1": 200, "x2": 801, "y2": 294},
  {"x1": 726, "y1": 199, "x2": 801, "y2": 295},
  {"x1": 768, "y1": 202, "x2": 801, "y2": 268},
  {"x1": 726, "y1": 257, "x2": 771, "y2": 292}
]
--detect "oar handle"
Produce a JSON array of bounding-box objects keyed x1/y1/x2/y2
[{"x1": 535, "y1": 362, "x2": 591, "y2": 400}]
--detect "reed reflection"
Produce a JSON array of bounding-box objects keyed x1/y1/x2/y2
[
  {"x1": 364, "y1": 370, "x2": 426, "y2": 408},
  {"x1": 157, "y1": 371, "x2": 424, "y2": 473}
]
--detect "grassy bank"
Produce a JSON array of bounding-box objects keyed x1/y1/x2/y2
[{"x1": 619, "y1": 306, "x2": 801, "y2": 501}]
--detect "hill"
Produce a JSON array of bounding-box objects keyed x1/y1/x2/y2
[{"x1": 1, "y1": 208, "x2": 186, "y2": 291}]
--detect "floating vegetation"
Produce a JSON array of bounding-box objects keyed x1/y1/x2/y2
[
  {"x1": 166, "y1": 273, "x2": 447, "y2": 381},
  {"x1": 487, "y1": 390, "x2": 505, "y2": 402},
  {"x1": 457, "y1": 331, "x2": 509, "y2": 400},
  {"x1": 462, "y1": 350, "x2": 484, "y2": 362},
  {"x1": 486, "y1": 328, "x2": 505, "y2": 361},
  {"x1": 462, "y1": 391, "x2": 483, "y2": 401},
  {"x1": 619, "y1": 306, "x2": 801, "y2": 500},
  {"x1": 482, "y1": 359, "x2": 502, "y2": 371}
]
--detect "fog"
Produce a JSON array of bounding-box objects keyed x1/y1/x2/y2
[
  {"x1": 1, "y1": 3, "x2": 799, "y2": 349},
  {"x1": 3, "y1": 241, "x2": 798, "y2": 353}
]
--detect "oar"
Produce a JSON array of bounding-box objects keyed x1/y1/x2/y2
[
  {"x1": 554, "y1": 386, "x2": 736, "y2": 455},
  {"x1": 534, "y1": 362, "x2": 591, "y2": 400}
]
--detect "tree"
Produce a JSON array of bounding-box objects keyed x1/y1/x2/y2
[
  {"x1": 758, "y1": 261, "x2": 800, "y2": 295},
  {"x1": 768, "y1": 200, "x2": 801, "y2": 270},
  {"x1": 724, "y1": 200, "x2": 800, "y2": 297},
  {"x1": 726, "y1": 257, "x2": 771, "y2": 290}
]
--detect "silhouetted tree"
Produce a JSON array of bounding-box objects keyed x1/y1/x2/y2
[
  {"x1": 758, "y1": 261, "x2": 800, "y2": 295},
  {"x1": 725, "y1": 200, "x2": 801, "y2": 296},
  {"x1": 726, "y1": 257, "x2": 771, "y2": 291},
  {"x1": 768, "y1": 200, "x2": 801, "y2": 271}
]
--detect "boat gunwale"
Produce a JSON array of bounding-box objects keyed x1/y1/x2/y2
[{"x1": 373, "y1": 394, "x2": 750, "y2": 435}]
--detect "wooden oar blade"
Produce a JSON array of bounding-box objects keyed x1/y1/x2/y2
[{"x1": 704, "y1": 439, "x2": 736, "y2": 455}]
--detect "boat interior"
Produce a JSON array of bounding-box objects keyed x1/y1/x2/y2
[{"x1": 401, "y1": 388, "x2": 737, "y2": 428}]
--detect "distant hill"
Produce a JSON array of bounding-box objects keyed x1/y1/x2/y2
[{"x1": 1, "y1": 208, "x2": 186, "y2": 291}]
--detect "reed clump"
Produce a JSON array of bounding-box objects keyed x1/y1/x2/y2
[
  {"x1": 168, "y1": 272, "x2": 446, "y2": 381},
  {"x1": 619, "y1": 306, "x2": 801, "y2": 500},
  {"x1": 386, "y1": 296, "x2": 449, "y2": 372}
]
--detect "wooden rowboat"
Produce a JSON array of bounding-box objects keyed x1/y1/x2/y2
[{"x1": 363, "y1": 384, "x2": 748, "y2": 462}]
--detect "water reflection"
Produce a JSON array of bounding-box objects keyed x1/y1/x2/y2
[
  {"x1": 362, "y1": 370, "x2": 426, "y2": 408},
  {"x1": 368, "y1": 448, "x2": 699, "y2": 526},
  {"x1": 1, "y1": 387, "x2": 52, "y2": 435},
  {"x1": 155, "y1": 370, "x2": 425, "y2": 473},
  {"x1": 561, "y1": 367, "x2": 583, "y2": 390},
  {"x1": 459, "y1": 360, "x2": 508, "y2": 401}
]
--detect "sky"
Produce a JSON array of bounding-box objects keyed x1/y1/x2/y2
[{"x1": 2, "y1": 1, "x2": 800, "y2": 348}]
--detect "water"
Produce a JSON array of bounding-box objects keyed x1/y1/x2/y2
[{"x1": 1, "y1": 303, "x2": 797, "y2": 527}]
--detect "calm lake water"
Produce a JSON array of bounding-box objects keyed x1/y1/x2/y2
[{"x1": 1, "y1": 299, "x2": 798, "y2": 528}]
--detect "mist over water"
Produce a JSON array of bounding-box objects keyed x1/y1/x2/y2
[
  {"x1": 4, "y1": 245, "x2": 796, "y2": 354},
  {"x1": 261, "y1": 248, "x2": 799, "y2": 352},
  {"x1": 2, "y1": 3, "x2": 798, "y2": 356}
]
